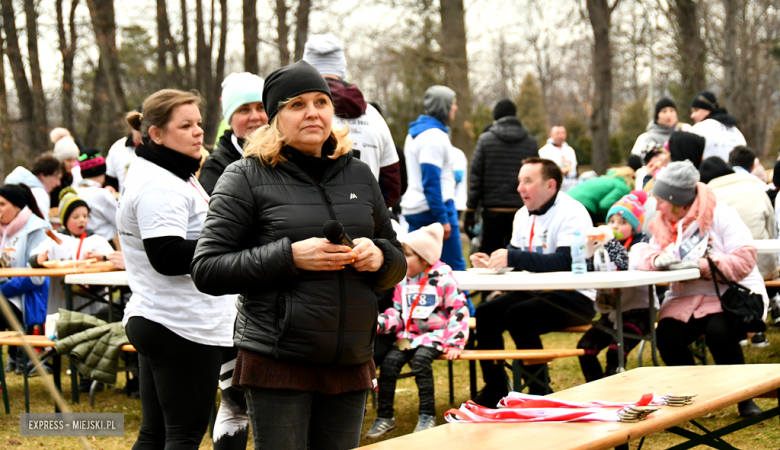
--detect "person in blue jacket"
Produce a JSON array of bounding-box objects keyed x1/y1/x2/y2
[
  {"x1": 0, "y1": 184, "x2": 50, "y2": 374},
  {"x1": 400, "y1": 85, "x2": 466, "y2": 271}
]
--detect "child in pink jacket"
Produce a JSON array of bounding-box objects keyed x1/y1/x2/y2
[{"x1": 366, "y1": 223, "x2": 469, "y2": 438}]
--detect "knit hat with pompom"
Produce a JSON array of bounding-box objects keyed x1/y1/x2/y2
[
  {"x1": 58, "y1": 187, "x2": 89, "y2": 228},
  {"x1": 606, "y1": 190, "x2": 648, "y2": 233}
]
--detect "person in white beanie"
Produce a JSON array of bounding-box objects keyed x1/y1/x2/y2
[
  {"x1": 50, "y1": 136, "x2": 83, "y2": 206},
  {"x1": 199, "y1": 72, "x2": 267, "y2": 196},
  {"x1": 639, "y1": 160, "x2": 766, "y2": 418},
  {"x1": 303, "y1": 34, "x2": 401, "y2": 208},
  {"x1": 367, "y1": 223, "x2": 469, "y2": 438}
]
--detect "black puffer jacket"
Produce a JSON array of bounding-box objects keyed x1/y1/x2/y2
[
  {"x1": 198, "y1": 131, "x2": 242, "y2": 195},
  {"x1": 191, "y1": 150, "x2": 406, "y2": 366},
  {"x1": 467, "y1": 116, "x2": 539, "y2": 210}
]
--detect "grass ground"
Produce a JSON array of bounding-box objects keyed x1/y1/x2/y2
[{"x1": 0, "y1": 325, "x2": 778, "y2": 449}]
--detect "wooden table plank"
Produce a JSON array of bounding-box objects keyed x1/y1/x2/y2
[
  {"x1": 359, "y1": 364, "x2": 780, "y2": 450},
  {"x1": 0, "y1": 266, "x2": 118, "y2": 278}
]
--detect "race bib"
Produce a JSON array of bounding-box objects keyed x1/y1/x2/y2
[
  {"x1": 402, "y1": 284, "x2": 439, "y2": 320},
  {"x1": 670, "y1": 221, "x2": 709, "y2": 262}
]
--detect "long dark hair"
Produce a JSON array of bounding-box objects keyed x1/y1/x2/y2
[{"x1": 0, "y1": 184, "x2": 46, "y2": 220}]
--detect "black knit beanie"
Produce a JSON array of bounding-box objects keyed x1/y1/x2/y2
[
  {"x1": 690, "y1": 90, "x2": 720, "y2": 111},
  {"x1": 699, "y1": 156, "x2": 734, "y2": 184},
  {"x1": 493, "y1": 99, "x2": 517, "y2": 120},
  {"x1": 654, "y1": 97, "x2": 677, "y2": 122},
  {"x1": 263, "y1": 60, "x2": 333, "y2": 123},
  {"x1": 627, "y1": 154, "x2": 643, "y2": 172},
  {"x1": 669, "y1": 131, "x2": 706, "y2": 169},
  {"x1": 0, "y1": 184, "x2": 29, "y2": 209},
  {"x1": 79, "y1": 148, "x2": 107, "y2": 178}
]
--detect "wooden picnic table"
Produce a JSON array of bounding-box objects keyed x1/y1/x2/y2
[
  {"x1": 0, "y1": 265, "x2": 118, "y2": 278},
  {"x1": 360, "y1": 364, "x2": 780, "y2": 450}
]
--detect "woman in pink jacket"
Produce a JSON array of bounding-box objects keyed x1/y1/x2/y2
[{"x1": 639, "y1": 161, "x2": 767, "y2": 418}]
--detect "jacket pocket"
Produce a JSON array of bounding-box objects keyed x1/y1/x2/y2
[{"x1": 272, "y1": 291, "x2": 292, "y2": 357}]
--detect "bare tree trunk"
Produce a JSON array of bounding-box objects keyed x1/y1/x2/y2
[
  {"x1": 203, "y1": 0, "x2": 227, "y2": 147},
  {"x1": 586, "y1": 0, "x2": 619, "y2": 174},
  {"x1": 243, "y1": 0, "x2": 259, "y2": 73},
  {"x1": 86, "y1": 0, "x2": 128, "y2": 119},
  {"x1": 721, "y1": 0, "x2": 742, "y2": 112},
  {"x1": 293, "y1": 0, "x2": 310, "y2": 62},
  {"x1": 672, "y1": 0, "x2": 706, "y2": 106},
  {"x1": 276, "y1": 0, "x2": 290, "y2": 66},
  {"x1": 195, "y1": 0, "x2": 211, "y2": 96},
  {"x1": 1, "y1": 0, "x2": 47, "y2": 153},
  {"x1": 84, "y1": 57, "x2": 108, "y2": 148},
  {"x1": 157, "y1": 0, "x2": 169, "y2": 89},
  {"x1": 57, "y1": 0, "x2": 80, "y2": 135},
  {"x1": 181, "y1": 0, "x2": 192, "y2": 88},
  {"x1": 0, "y1": 27, "x2": 14, "y2": 176},
  {"x1": 439, "y1": 0, "x2": 474, "y2": 158},
  {"x1": 23, "y1": 0, "x2": 48, "y2": 139}
]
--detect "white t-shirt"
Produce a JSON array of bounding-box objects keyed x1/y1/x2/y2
[
  {"x1": 32, "y1": 232, "x2": 114, "y2": 315},
  {"x1": 76, "y1": 179, "x2": 118, "y2": 240},
  {"x1": 509, "y1": 192, "x2": 596, "y2": 300},
  {"x1": 538, "y1": 141, "x2": 578, "y2": 193},
  {"x1": 451, "y1": 147, "x2": 468, "y2": 212},
  {"x1": 401, "y1": 128, "x2": 456, "y2": 216},
  {"x1": 117, "y1": 157, "x2": 236, "y2": 346},
  {"x1": 333, "y1": 104, "x2": 398, "y2": 180},
  {"x1": 690, "y1": 118, "x2": 746, "y2": 163},
  {"x1": 106, "y1": 137, "x2": 138, "y2": 192}
]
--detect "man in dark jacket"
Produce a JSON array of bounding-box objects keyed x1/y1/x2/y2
[{"x1": 465, "y1": 99, "x2": 539, "y2": 255}]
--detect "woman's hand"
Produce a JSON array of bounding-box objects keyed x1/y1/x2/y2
[
  {"x1": 291, "y1": 238, "x2": 354, "y2": 271},
  {"x1": 446, "y1": 347, "x2": 463, "y2": 360},
  {"x1": 36, "y1": 250, "x2": 49, "y2": 266},
  {"x1": 352, "y1": 238, "x2": 384, "y2": 272}
]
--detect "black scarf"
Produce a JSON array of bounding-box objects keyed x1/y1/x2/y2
[
  {"x1": 528, "y1": 192, "x2": 558, "y2": 216},
  {"x1": 281, "y1": 141, "x2": 337, "y2": 184},
  {"x1": 707, "y1": 109, "x2": 738, "y2": 128},
  {"x1": 136, "y1": 138, "x2": 203, "y2": 181}
]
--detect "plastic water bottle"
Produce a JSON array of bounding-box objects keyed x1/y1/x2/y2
[{"x1": 571, "y1": 231, "x2": 587, "y2": 275}]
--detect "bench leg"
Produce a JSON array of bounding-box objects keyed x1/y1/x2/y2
[
  {"x1": 21, "y1": 346, "x2": 29, "y2": 413},
  {"x1": 53, "y1": 354, "x2": 61, "y2": 413},
  {"x1": 649, "y1": 285, "x2": 660, "y2": 366},
  {"x1": 510, "y1": 361, "x2": 551, "y2": 395},
  {"x1": 469, "y1": 360, "x2": 477, "y2": 399},
  {"x1": 0, "y1": 350, "x2": 9, "y2": 414},
  {"x1": 448, "y1": 360, "x2": 454, "y2": 404}
]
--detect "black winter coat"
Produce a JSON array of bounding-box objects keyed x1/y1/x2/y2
[
  {"x1": 467, "y1": 117, "x2": 539, "y2": 210},
  {"x1": 191, "y1": 150, "x2": 406, "y2": 366},
  {"x1": 199, "y1": 131, "x2": 242, "y2": 195}
]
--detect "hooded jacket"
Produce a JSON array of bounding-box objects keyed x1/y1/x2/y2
[
  {"x1": 467, "y1": 116, "x2": 538, "y2": 210},
  {"x1": 191, "y1": 150, "x2": 406, "y2": 366},
  {"x1": 708, "y1": 173, "x2": 777, "y2": 280},
  {"x1": 198, "y1": 130, "x2": 243, "y2": 195},
  {"x1": 4, "y1": 166, "x2": 50, "y2": 217}
]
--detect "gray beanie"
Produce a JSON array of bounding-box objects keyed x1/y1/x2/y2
[
  {"x1": 302, "y1": 34, "x2": 347, "y2": 80},
  {"x1": 423, "y1": 86, "x2": 456, "y2": 125},
  {"x1": 653, "y1": 160, "x2": 700, "y2": 206}
]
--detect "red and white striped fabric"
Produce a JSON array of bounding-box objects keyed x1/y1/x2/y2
[{"x1": 445, "y1": 392, "x2": 664, "y2": 424}]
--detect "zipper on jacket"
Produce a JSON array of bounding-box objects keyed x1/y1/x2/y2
[{"x1": 317, "y1": 182, "x2": 347, "y2": 365}]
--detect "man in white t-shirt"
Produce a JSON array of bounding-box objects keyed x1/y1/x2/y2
[
  {"x1": 302, "y1": 34, "x2": 401, "y2": 207},
  {"x1": 451, "y1": 147, "x2": 468, "y2": 212},
  {"x1": 105, "y1": 121, "x2": 142, "y2": 194},
  {"x1": 538, "y1": 126, "x2": 578, "y2": 192},
  {"x1": 689, "y1": 90, "x2": 746, "y2": 163},
  {"x1": 470, "y1": 157, "x2": 594, "y2": 405}
]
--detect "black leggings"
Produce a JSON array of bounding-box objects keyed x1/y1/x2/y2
[
  {"x1": 126, "y1": 317, "x2": 222, "y2": 450},
  {"x1": 656, "y1": 313, "x2": 745, "y2": 366},
  {"x1": 578, "y1": 310, "x2": 650, "y2": 382}
]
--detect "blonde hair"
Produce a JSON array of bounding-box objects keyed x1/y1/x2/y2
[
  {"x1": 609, "y1": 166, "x2": 636, "y2": 190},
  {"x1": 243, "y1": 98, "x2": 352, "y2": 167},
  {"x1": 126, "y1": 89, "x2": 202, "y2": 139}
]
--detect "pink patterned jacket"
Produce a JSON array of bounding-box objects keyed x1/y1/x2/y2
[{"x1": 377, "y1": 260, "x2": 470, "y2": 351}]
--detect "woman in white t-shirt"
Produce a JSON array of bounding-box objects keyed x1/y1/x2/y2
[{"x1": 117, "y1": 90, "x2": 236, "y2": 448}]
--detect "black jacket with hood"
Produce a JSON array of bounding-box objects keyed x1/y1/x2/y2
[
  {"x1": 199, "y1": 130, "x2": 243, "y2": 196},
  {"x1": 467, "y1": 116, "x2": 539, "y2": 210},
  {"x1": 191, "y1": 149, "x2": 406, "y2": 366}
]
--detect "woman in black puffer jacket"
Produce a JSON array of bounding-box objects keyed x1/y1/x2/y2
[{"x1": 191, "y1": 60, "x2": 406, "y2": 450}]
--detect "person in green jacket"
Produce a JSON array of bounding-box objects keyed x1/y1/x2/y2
[{"x1": 567, "y1": 167, "x2": 635, "y2": 224}]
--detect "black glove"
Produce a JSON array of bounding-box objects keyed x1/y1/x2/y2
[{"x1": 464, "y1": 211, "x2": 476, "y2": 239}]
